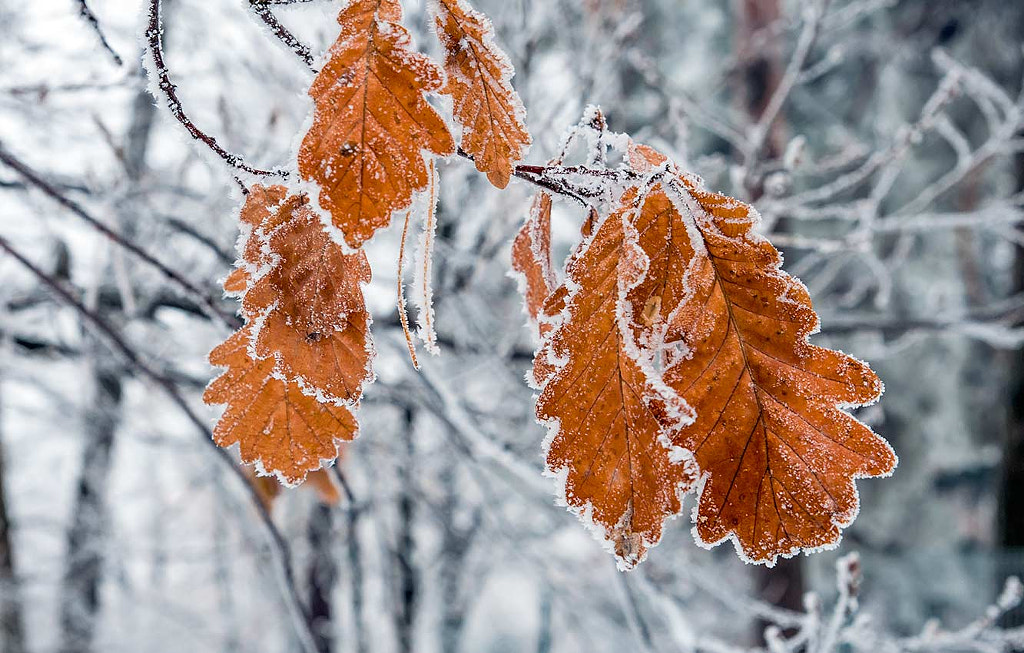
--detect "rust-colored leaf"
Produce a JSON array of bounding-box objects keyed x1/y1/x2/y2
[
  {"x1": 254, "y1": 308, "x2": 374, "y2": 404},
  {"x1": 238, "y1": 187, "x2": 375, "y2": 404},
  {"x1": 534, "y1": 191, "x2": 698, "y2": 570},
  {"x1": 511, "y1": 191, "x2": 554, "y2": 323},
  {"x1": 204, "y1": 327, "x2": 358, "y2": 486},
  {"x1": 222, "y1": 268, "x2": 248, "y2": 297},
  {"x1": 625, "y1": 147, "x2": 896, "y2": 564},
  {"x1": 298, "y1": 0, "x2": 455, "y2": 248},
  {"x1": 246, "y1": 467, "x2": 342, "y2": 511},
  {"x1": 433, "y1": 0, "x2": 531, "y2": 188}
]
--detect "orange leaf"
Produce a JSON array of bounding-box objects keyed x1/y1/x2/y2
[
  {"x1": 222, "y1": 268, "x2": 248, "y2": 297},
  {"x1": 204, "y1": 327, "x2": 358, "y2": 486},
  {"x1": 298, "y1": 0, "x2": 455, "y2": 248},
  {"x1": 534, "y1": 191, "x2": 698, "y2": 570},
  {"x1": 246, "y1": 467, "x2": 341, "y2": 511},
  {"x1": 511, "y1": 191, "x2": 555, "y2": 324},
  {"x1": 238, "y1": 187, "x2": 375, "y2": 404},
  {"x1": 433, "y1": 0, "x2": 531, "y2": 188},
  {"x1": 306, "y1": 468, "x2": 343, "y2": 506},
  {"x1": 254, "y1": 309, "x2": 374, "y2": 404},
  {"x1": 626, "y1": 148, "x2": 895, "y2": 564}
]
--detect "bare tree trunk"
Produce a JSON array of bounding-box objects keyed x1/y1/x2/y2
[
  {"x1": 307, "y1": 503, "x2": 337, "y2": 653},
  {"x1": 1000, "y1": 35, "x2": 1024, "y2": 626},
  {"x1": 346, "y1": 496, "x2": 368, "y2": 653},
  {"x1": 58, "y1": 362, "x2": 121, "y2": 653},
  {"x1": 394, "y1": 408, "x2": 417, "y2": 653},
  {"x1": 439, "y1": 459, "x2": 477, "y2": 653},
  {"x1": 535, "y1": 588, "x2": 553, "y2": 653},
  {"x1": 0, "y1": 340, "x2": 26, "y2": 653},
  {"x1": 56, "y1": 8, "x2": 166, "y2": 640}
]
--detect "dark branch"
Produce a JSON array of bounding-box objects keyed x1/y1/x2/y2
[
  {"x1": 248, "y1": 2, "x2": 316, "y2": 69},
  {"x1": 75, "y1": 0, "x2": 124, "y2": 67},
  {"x1": 0, "y1": 142, "x2": 241, "y2": 330},
  {"x1": 145, "y1": 0, "x2": 287, "y2": 178},
  {"x1": 0, "y1": 236, "x2": 319, "y2": 653}
]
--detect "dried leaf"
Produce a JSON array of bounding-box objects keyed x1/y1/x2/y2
[
  {"x1": 299, "y1": 0, "x2": 455, "y2": 248},
  {"x1": 204, "y1": 327, "x2": 358, "y2": 486},
  {"x1": 627, "y1": 147, "x2": 896, "y2": 563},
  {"x1": 238, "y1": 187, "x2": 375, "y2": 404},
  {"x1": 222, "y1": 268, "x2": 248, "y2": 297},
  {"x1": 512, "y1": 191, "x2": 555, "y2": 324},
  {"x1": 534, "y1": 191, "x2": 698, "y2": 570},
  {"x1": 433, "y1": 0, "x2": 531, "y2": 188},
  {"x1": 246, "y1": 467, "x2": 342, "y2": 511}
]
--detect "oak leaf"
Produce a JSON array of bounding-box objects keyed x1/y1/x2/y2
[
  {"x1": 432, "y1": 0, "x2": 531, "y2": 188},
  {"x1": 626, "y1": 146, "x2": 896, "y2": 564},
  {"x1": 298, "y1": 0, "x2": 455, "y2": 248},
  {"x1": 534, "y1": 190, "x2": 698, "y2": 570},
  {"x1": 236, "y1": 187, "x2": 375, "y2": 404},
  {"x1": 204, "y1": 327, "x2": 359, "y2": 486}
]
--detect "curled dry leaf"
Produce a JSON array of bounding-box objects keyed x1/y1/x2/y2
[
  {"x1": 204, "y1": 327, "x2": 359, "y2": 486},
  {"x1": 534, "y1": 190, "x2": 699, "y2": 570},
  {"x1": 511, "y1": 191, "x2": 555, "y2": 324},
  {"x1": 432, "y1": 0, "x2": 531, "y2": 188},
  {"x1": 298, "y1": 0, "x2": 455, "y2": 248}
]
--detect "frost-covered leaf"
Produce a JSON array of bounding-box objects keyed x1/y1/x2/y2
[
  {"x1": 534, "y1": 190, "x2": 699, "y2": 570},
  {"x1": 298, "y1": 0, "x2": 455, "y2": 248},
  {"x1": 204, "y1": 327, "x2": 358, "y2": 486},
  {"x1": 432, "y1": 0, "x2": 531, "y2": 188},
  {"x1": 512, "y1": 191, "x2": 555, "y2": 324},
  {"x1": 205, "y1": 187, "x2": 374, "y2": 485},
  {"x1": 238, "y1": 186, "x2": 375, "y2": 405},
  {"x1": 627, "y1": 145, "x2": 896, "y2": 565}
]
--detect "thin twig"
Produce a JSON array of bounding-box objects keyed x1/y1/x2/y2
[
  {"x1": 248, "y1": 1, "x2": 316, "y2": 69},
  {"x1": 330, "y1": 466, "x2": 356, "y2": 505},
  {"x1": 0, "y1": 142, "x2": 240, "y2": 330},
  {"x1": 250, "y1": 10, "x2": 614, "y2": 209},
  {"x1": 0, "y1": 236, "x2": 320, "y2": 653},
  {"x1": 144, "y1": 0, "x2": 286, "y2": 178},
  {"x1": 75, "y1": 0, "x2": 123, "y2": 66}
]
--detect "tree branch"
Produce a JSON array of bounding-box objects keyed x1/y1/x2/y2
[
  {"x1": 248, "y1": 1, "x2": 315, "y2": 69},
  {"x1": 144, "y1": 0, "x2": 287, "y2": 178},
  {"x1": 0, "y1": 142, "x2": 241, "y2": 330},
  {"x1": 0, "y1": 236, "x2": 319, "y2": 653},
  {"x1": 75, "y1": 0, "x2": 123, "y2": 67}
]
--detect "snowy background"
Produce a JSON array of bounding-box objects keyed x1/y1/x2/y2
[{"x1": 1, "y1": 0, "x2": 1024, "y2": 652}]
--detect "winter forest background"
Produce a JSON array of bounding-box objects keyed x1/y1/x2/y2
[{"x1": 2, "y1": 0, "x2": 1024, "y2": 652}]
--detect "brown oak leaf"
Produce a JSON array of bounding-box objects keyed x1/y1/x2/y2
[
  {"x1": 298, "y1": 0, "x2": 455, "y2": 248},
  {"x1": 511, "y1": 191, "x2": 555, "y2": 324},
  {"x1": 433, "y1": 0, "x2": 531, "y2": 188},
  {"x1": 204, "y1": 327, "x2": 358, "y2": 486},
  {"x1": 625, "y1": 146, "x2": 896, "y2": 564},
  {"x1": 237, "y1": 187, "x2": 375, "y2": 405},
  {"x1": 534, "y1": 191, "x2": 698, "y2": 570}
]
